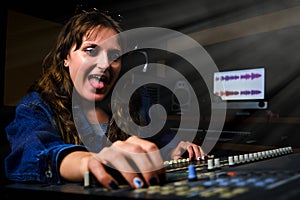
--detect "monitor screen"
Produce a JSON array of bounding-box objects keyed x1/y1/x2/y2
[{"x1": 213, "y1": 67, "x2": 265, "y2": 101}]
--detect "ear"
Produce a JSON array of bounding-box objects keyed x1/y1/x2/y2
[{"x1": 64, "y1": 59, "x2": 69, "y2": 67}]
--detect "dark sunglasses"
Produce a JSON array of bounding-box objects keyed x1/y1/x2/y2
[{"x1": 74, "y1": 4, "x2": 123, "y2": 23}]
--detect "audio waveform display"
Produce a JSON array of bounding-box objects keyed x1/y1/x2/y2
[
  {"x1": 213, "y1": 67, "x2": 265, "y2": 101},
  {"x1": 215, "y1": 72, "x2": 262, "y2": 82},
  {"x1": 215, "y1": 90, "x2": 262, "y2": 97}
]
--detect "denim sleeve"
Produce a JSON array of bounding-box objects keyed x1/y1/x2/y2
[{"x1": 5, "y1": 100, "x2": 88, "y2": 184}]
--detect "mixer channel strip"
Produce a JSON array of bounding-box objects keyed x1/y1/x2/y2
[
  {"x1": 164, "y1": 146, "x2": 293, "y2": 175},
  {"x1": 82, "y1": 146, "x2": 299, "y2": 200}
]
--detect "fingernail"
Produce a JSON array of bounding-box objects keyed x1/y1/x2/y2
[
  {"x1": 133, "y1": 177, "x2": 144, "y2": 189},
  {"x1": 149, "y1": 176, "x2": 158, "y2": 185},
  {"x1": 109, "y1": 180, "x2": 119, "y2": 189}
]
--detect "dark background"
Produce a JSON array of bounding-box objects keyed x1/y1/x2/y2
[{"x1": 2, "y1": 0, "x2": 300, "y2": 154}]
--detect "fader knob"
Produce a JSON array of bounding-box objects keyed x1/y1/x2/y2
[
  {"x1": 188, "y1": 164, "x2": 197, "y2": 181},
  {"x1": 214, "y1": 158, "x2": 220, "y2": 169},
  {"x1": 207, "y1": 159, "x2": 214, "y2": 170},
  {"x1": 228, "y1": 156, "x2": 234, "y2": 166}
]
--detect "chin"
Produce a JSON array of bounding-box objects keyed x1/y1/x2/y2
[
  {"x1": 78, "y1": 92, "x2": 105, "y2": 103},
  {"x1": 92, "y1": 93, "x2": 107, "y2": 102}
]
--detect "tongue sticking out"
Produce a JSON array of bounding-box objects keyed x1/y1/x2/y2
[{"x1": 89, "y1": 78, "x2": 105, "y2": 89}]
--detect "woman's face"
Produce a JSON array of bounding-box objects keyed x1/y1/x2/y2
[{"x1": 64, "y1": 26, "x2": 121, "y2": 102}]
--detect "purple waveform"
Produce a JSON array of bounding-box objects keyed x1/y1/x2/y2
[
  {"x1": 221, "y1": 75, "x2": 239, "y2": 81},
  {"x1": 240, "y1": 73, "x2": 262, "y2": 80},
  {"x1": 240, "y1": 90, "x2": 262, "y2": 95}
]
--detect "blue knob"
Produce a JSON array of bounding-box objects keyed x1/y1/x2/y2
[{"x1": 188, "y1": 164, "x2": 197, "y2": 181}]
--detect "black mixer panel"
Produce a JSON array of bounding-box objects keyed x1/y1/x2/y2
[
  {"x1": 81, "y1": 146, "x2": 300, "y2": 200},
  {"x1": 130, "y1": 146, "x2": 300, "y2": 200},
  {"x1": 4, "y1": 147, "x2": 300, "y2": 200}
]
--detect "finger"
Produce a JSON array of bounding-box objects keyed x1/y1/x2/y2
[
  {"x1": 186, "y1": 145, "x2": 196, "y2": 160},
  {"x1": 127, "y1": 136, "x2": 165, "y2": 171},
  {"x1": 88, "y1": 155, "x2": 119, "y2": 190},
  {"x1": 172, "y1": 154, "x2": 183, "y2": 160},
  {"x1": 192, "y1": 146, "x2": 207, "y2": 160},
  {"x1": 118, "y1": 138, "x2": 165, "y2": 186},
  {"x1": 131, "y1": 138, "x2": 166, "y2": 184},
  {"x1": 198, "y1": 146, "x2": 207, "y2": 160},
  {"x1": 96, "y1": 143, "x2": 145, "y2": 189},
  {"x1": 187, "y1": 144, "x2": 204, "y2": 160},
  {"x1": 192, "y1": 144, "x2": 200, "y2": 159}
]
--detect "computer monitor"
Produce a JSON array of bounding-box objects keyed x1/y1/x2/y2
[{"x1": 213, "y1": 67, "x2": 267, "y2": 109}]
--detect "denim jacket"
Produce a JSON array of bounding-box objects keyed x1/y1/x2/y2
[
  {"x1": 5, "y1": 92, "x2": 88, "y2": 184},
  {"x1": 5, "y1": 91, "x2": 179, "y2": 184}
]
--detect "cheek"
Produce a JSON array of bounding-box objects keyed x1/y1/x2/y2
[
  {"x1": 68, "y1": 67, "x2": 79, "y2": 84},
  {"x1": 112, "y1": 62, "x2": 122, "y2": 76},
  {"x1": 68, "y1": 57, "x2": 89, "y2": 84}
]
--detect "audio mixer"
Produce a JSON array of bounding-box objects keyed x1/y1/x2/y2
[
  {"x1": 159, "y1": 146, "x2": 297, "y2": 199},
  {"x1": 82, "y1": 146, "x2": 299, "y2": 199},
  {"x1": 4, "y1": 146, "x2": 300, "y2": 200}
]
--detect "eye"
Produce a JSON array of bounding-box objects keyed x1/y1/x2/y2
[
  {"x1": 108, "y1": 49, "x2": 121, "y2": 62},
  {"x1": 84, "y1": 46, "x2": 99, "y2": 57}
]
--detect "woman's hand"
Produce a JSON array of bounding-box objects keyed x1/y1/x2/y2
[
  {"x1": 171, "y1": 141, "x2": 207, "y2": 160},
  {"x1": 87, "y1": 136, "x2": 166, "y2": 190}
]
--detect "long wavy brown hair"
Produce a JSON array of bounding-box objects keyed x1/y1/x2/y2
[{"x1": 29, "y1": 10, "x2": 144, "y2": 145}]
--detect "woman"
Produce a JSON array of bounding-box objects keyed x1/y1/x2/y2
[{"x1": 5, "y1": 10, "x2": 206, "y2": 190}]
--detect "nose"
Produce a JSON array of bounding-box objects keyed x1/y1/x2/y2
[{"x1": 96, "y1": 51, "x2": 110, "y2": 72}]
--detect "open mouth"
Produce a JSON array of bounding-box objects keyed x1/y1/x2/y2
[
  {"x1": 88, "y1": 74, "x2": 109, "y2": 83},
  {"x1": 88, "y1": 74, "x2": 109, "y2": 89}
]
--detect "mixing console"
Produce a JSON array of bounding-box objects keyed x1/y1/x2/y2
[
  {"x1": 158, "y1": 146, "x2": 296, "y2": 199},
  {"x1": 77, "y1": 146, "x2": 299, "y2": 199},
  {"x1": 5, "y1": 146, "x2": 300, "y2": 200}
]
